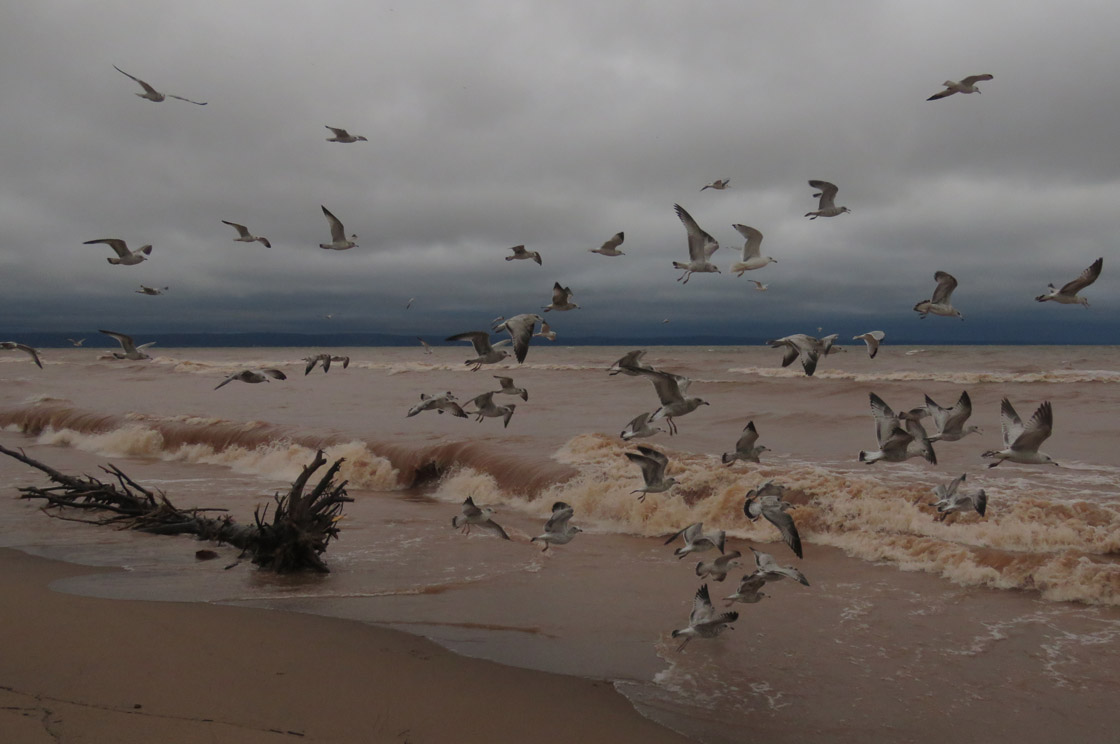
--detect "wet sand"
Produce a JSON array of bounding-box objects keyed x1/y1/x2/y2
[{"x1": 0, "y1": 548, "x2": 696, "y2": 744}]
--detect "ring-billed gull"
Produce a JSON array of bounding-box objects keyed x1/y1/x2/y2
[
  {"x1": 67, "y1": 338, "x2": 85, "y2": 347},
  {"x1": 325, "y1": 126, "x2": 367, "y2": 143},
  {"x1": 982, "y1": 399, "x2": 1057, "y2": 467},
  {"x1": 701, "y1": 179, "x2": 730, "y2": 191},
  {"x1": 671, "y1": 584, "x2": 738, "y2": 651},
  {"x1": 530, "y1": 501, "x2": 582, "y2": 552},
  {"x1": 319, "y1": 206, "x2": 357, "y2": 250},
  {"x1": 914, "y1": 271, "x2": 963, "y2": 319},
  {"x1": 633, "y1": 368, "x2": 709, "y2": 435},
  {"x1": 589, "y1": 232, "x2": 625, "y2": 256},
  {"x1": 804, "y1": 180, "x2": 851, "y2": 219},
  {"x1": 221, "y1": 220, "x2": 272, "y2": 248},
  {"x1": 84, "y1": 238, "x2": 151, "y2": 266},
  {"x1": 728, "y1": 225, "x2": 776, "y2": 276},
  {"x1": 748, "y1": 279, "x2": 769, "y2": 291},
  {"x1": 924, "y1": 390, "x2": 981, "y2": 442},
  {"x1": 926, "y1": 74, "x2": 994, "y2": 101},
  {"x1": 0, "y1": 342, "x2": 43, "y2": 369},
  {"x1": 113, "y1": 65, "x2": 206, "y2": 105},
  {"x1": 1035, "y1": 257, "x2": 1103, "y2": 306},
  {"x1": 492, "y1": 375, "x2": 528, "y2": 401},
  {"x1": 721, "y1": 421, "x2": 768, "y2": 465},
  {"x1": 417, "y1": 337, "x2": 433, "y2": 354},
  {"x1": 626, "y1": 445, "x2": 676, "y2": 501},
  {"x1": 608, "y1": 349, "x2": 653, "y2": 376},
  {"x1": 542, "y1": 282, "x2": 579, "y2": 311},
  {"x1": 743, "y1": 481, "x2": 803, "y2": 558},
  {"x1": 621, "y1": 411, "x2": 663, "y2": 441},
  {"x1": 672, "y1": 204, "x2": 720, "y2": 283},
  {"x1": 99, "y1": 329, "x2": 155, "y2": 360},
  {"x1": 859, "y1": 392, "x2": 937, "y2": 465},
  {"x1": 465, "y1": 391, "x2": 516, "y2": 428},
  {"x1": 723, "y1": 573, "x2": 769, "y2": 606},
  {"x1": 695, "y1": 551, "x2": 743, "y2": 582},
  {"x1": 214, "y1": 368, "x2": 287, "y2": 390},
  {"x1": 534, "y1": 320, "x2": 557, "y2": 341},
  {"x1": 929, "y1": 473, "x2": 988, "y2": 522},
  {"x1": 506, "y1": 245, "x2": 542, "y2": 265},
  {"x1": 303, "y1": 353, "x2": 350, "y2": 374},
  {"x1": 853, "y1": 331, "x2": 885, "y2": 359},
  {"x1": 452, "y1": 496, "x2": 510, "y2": 539},
  {"x1": 406, "y1": 392, "x2": 468, "y2": 418},
  {"x1": 492, "y1": 313, "x2": 543, "y2": 363},
  {"x1": 748, "y1": 548, "x2": 809, "y2": 586},
  {"x1": 135, "y1": 285, "x2": 168, "y2": 295},
  {"x1": 766, "y1": 333, "x2": 839, "y2": 376},
  {"x1": 664, "y1": 522, "x2": 726, "y2": 559},
  {"x1": 446, "y1": 331, "x2": 509, "y2": 370}
]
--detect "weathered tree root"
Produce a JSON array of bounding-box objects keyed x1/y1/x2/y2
[{"x1": 0, "y1": 444, "x2": 352, "y2": 573}]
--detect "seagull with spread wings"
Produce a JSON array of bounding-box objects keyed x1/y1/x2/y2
[
  {"x1": 672, "y1": 204, "x2": 720, "y2": 283},
  {"x1": 982, "y1": 399, "x2": 1058, "y2": 467},
  {"x1": 113, "y1": 65, "x2": 206, "y2": 105},
  {"x1": 1035, "y1": 257, "x2": 1103, "y2": 306},
  {"x1": 927, "y1": 74, "x2": 994, "y2": 101}
]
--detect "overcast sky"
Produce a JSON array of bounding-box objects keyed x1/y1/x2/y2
[{"x1": 2, "y1": 1, "x2": 1118, "y2": 346}]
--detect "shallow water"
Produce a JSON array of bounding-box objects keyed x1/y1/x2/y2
[{"x1": 1, "y1": 344, "x2": 1118, "y2": 742}]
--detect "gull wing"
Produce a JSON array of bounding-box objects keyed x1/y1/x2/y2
[
  {"x1": 761, "y1": 501, "x2": 803, "y2": 559},
  {"x1": 326, "y1": 126, "x2": 351, "y2": 137},
  {"x1": 221, "y1": 220, "x2": 252, "y2": 238},
  {"x1": 808, "y1": 180, "x2": 839, "y2": 210},
  {"x1": 633, "y1": 368, "x2": 685, "y2": 405},
  {"x1": 262, "y1": 369, "x2": 287, "y2": 381},
  {"x1": 943, "y1": 390, "x2": 973, "y2": 432},
  {"x1": 960, "y1": 74, "x2": 994, "y2": 86},
  {"x1": 321, "y1": 205, "x2": 346, "y2": 241},
  {"x1": 601, "y1": 232, "x2": 624, "y2": 250},
  {"x1": 999, "y1": 398, "x2": 1024, "y2": 448},
  {"x1": 99, "y1": 329, "x2": 137, "y2": 353},
  {"x1": 635, "y1": 444, "x2": 669, "y2": 470},
  {"x1": 673, "y1": 204, "x2": 719, "y2": 261},
  {"x1": 733, "y1": 421, "x2": 760, "y2": 453},
  {"x1": 904, "y1": 418, "x2": 938, "y2": 464},
  {"x1": 446, "y1": 331, "x2": 493, "y2": 356},
  {"x1": 84, "y1": 238, "x2": 131, "y2": 258},
  {"x1": 732, "y1": 224, "x2": 764, "y2": 260},
  {"x1": 933, "y1": 473, "x2": 967, "y2": 501},
  {"x1": 930, "y1": 271, "x2": 958, "y2": 304},
  {"x1": 113, "y1": 65, "x2": 159, "y2": 96},
  {"x1": 688, "y1": 584, "x2": 715, "y2": 625},
  {"x1": 1010, "y1": 401, "x2": 1053, "y2": 452},
  {"x1": 166, "y1": 93, "x2": 207, "y2": 105},
  {"x1": 1059, "y1": 257, "x2": 1103, "y2": 295},
  {"x1": 543, "y1": 501, "x2": 574, "y2": 533},
  {"x1": 626, "y1": 451, "x2": 662, "y2": 485},
  {"x1": 496, "y1": 313, "x2": 538, "y2": 363}
]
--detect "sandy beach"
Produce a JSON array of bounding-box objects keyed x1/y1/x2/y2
[{"x1": 0, "y1": 548, "x2": 695, "y2": 744}]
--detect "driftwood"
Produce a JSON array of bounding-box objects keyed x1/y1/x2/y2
[{"x1": 0, "y1": 444, "x2": 351, "y2": 573}]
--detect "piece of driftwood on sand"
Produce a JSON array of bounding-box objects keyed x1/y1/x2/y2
[{"x1": 0, "y1": 444, "x2": 351, "y2": 573}]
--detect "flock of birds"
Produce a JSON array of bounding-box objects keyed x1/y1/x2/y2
[{"x1": 0, "y1": 68, "x2": 1104, "y2": 653}]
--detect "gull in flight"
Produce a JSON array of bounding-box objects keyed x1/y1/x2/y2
[
  {"x1": 84, "y1": 238, "x2": 151, "y2": 266},
  {"x1": 589, "y1": 232, "x2": 625, "y2": 256},
  {"x1": 99, "y1": 329, "x2": 155, "y2": 360},
  {"x1": 113, "y1": 65, "x2": 206, "y2": 105},
  {"x1": 626, "y1": 445, "x2": 677, "y2": 501},
  {"x1": 1035, "y1": 257, "x2": 1103, "y2": 306},
  {"x1": 914, "y1": 271, "x2": 964, "y2": 319},
  {"x1": 0, "y1": 342, "x2": 43, "y2": 368},
  {"x1": 506, "y1": 245, "x2": 542, "y2": 265},
  {"x1": 982, "y1": 399, "x2": 1057, "y2": 467},
  {"x1": 325, "y1": 126, "x2": 367, "y2": 143},
  {"x1": 743, "y1": 481, "x2": 803, "y2": 558},
  {"x1": 67, "y1": 338, "x2": 86, "y2": 347},
  {"x1": 534, "y1": 320, "x2": 557, "y2": 341},
  {"x1": 927, "y1": 74, "x2": 994, "y2": 101},
  {"x1": 723, "y1": 573, "x2": 769, "y2": 606},
  {"x1": 748, "y1": 279, "x2": 769, "y2": 291},
  {"x1": 695, "y1": 551, "x2": 743, "y2": 582},
  {"x1": 672, "y1": 204, "x2": 720, "y2": 283},
  {"x1": 804, "y1": 180, "x2": 851, "y2": 219},
  {"x1": 853, "y1": 331, "x2": 885, "y2": 359},
  {"x1": 701, "y1": 179, "x2": 730, "y2": 191},
  {"x1": 924, "y1": 390, "x2": 981, "y2": 442},
  {"x1": 135, "y1": 285, "x2": 168, "y2": 295},
  {"x1": 634, "y1": 368, "x2": 709, "y2": 435},
  {"x1": 729, "y1": 225, "x2": 776, "y2": 276},
  {"x1": 452, "y1": 496, "x2": 510, "y2": 539},
  {"x1": 221, "y1": 220, "x2": 271, "y2": 248},
  {"x1": 748, "y1": 547, "x2": 810, "y2": 587},
  {"x1": 214, "y1": 368, "x2": 287, "y2": 390},
  {"x1": 319, "y1": 206, "x2": 357, "y2": 250},
  {"x1": 620, "y1": 411, "x2": 663, "y2": 441},
  {"x1": 446, "y1": 331, "x2": 508, "y2": 370},
  {"x1": 721, "y1": 421, "x2": 768, "y2": 465},
  {"x1": 767, "y1": 333, "x2": 839, "y2": 377},
  {"x1": 608, "y1": 349, "x2": 653, "y2": 376},
  {"x1": 417, "y1": 337, "x2": 433, "y2": 354},
  {"x1": 542, "y1": 282, "x2": 579, "y2": 311},
  {"x1": 671, "y1": 584, "x2": 738, "y2": 652},
  {"x1": 303, "y1": 353, "x2": 350, "y2": 374},
  {"x1": 492, "y1": 375, "x2": 528, "y2": 401},
  {"x1": 530, "y1": 501, "x2": 582, "y2": 552},
  {"x1": 465, "y1": 391, "x2": 516, "y2": 428},
  {"x1": 664, "y1": 522, "x2": 726, "y2": 559},
  {"x1": 406, "y1": 392, "x2": 467, "y2": 418},
  {"x1": 929, "y1": 473, "x2": 988, "y2": 522},
  {"x1": 492, "y1": 314, "x2": 543, "y2": 363},
  {"x1": 859, "y1": 392, "x2": 937, "y2": 465}
]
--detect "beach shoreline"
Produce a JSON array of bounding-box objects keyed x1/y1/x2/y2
[{"x1": 0, "y1": 547, "x2": 697, "y2": 744}]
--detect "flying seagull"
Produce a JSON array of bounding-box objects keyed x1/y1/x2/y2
[
  {"x1": 221, "y1": 220, "x2": 271, "y2": 248},
  {"x1": 465, "y1": 391, "x2": 516, "y2": 428},
  {"x1": 319, "y1": 206, "x2": 357, "y2": 250},
  {"x1": 0, "y1": 342, "x2": 43, "y2": 368},
  {"x1": 325, "y1": 126, "x2": 367, "y2": 143},
  {"x1": 664, "y1": 522, "x2": 726, "y2": 559},
  {"x1": 982, "y1": 399, "x2": 1058, "y2": 467},
  {"x1": 451, "y1": 496, "x2": 510, "y2": 539},
  {"x1": 620, "y1": 411, "x2": 664, "y2": 441},
  {"x1": 929, "y1": 473, "x2": 988, "y2": 522},
  {"x1": 767, "y1": 333, "x2": 839, "y2": 377},
  {"x1": 924, "y1": 390, "x2": 981, "y2": 442},
  {"x1": 927, "y1": 74, "x2": 994, "y2": 101},
  {"x1": 492, "y1": 375, "x2": 529, "y2": 401},
  {"x1": 303, "y1": 353, "x2": 350, "y2": 374},
  {"x1": 446, "y1": 331, "x2": 508, "y2": 370},
  {"x1": 506, "y1": 245, "x2": 542, "y2": 265},
  {"x1": 858, "y1": 393, "x2": 937, "y2": 465},
  {"x1": 530, "y1": 501, "x2": 582, "y2": 552},
  {"x1": 99, "y1": 329, "x2": 155, "y2": 360},
  {"x1": 67, "y1": 338, "x2": 86, "y2": 347},
  {"x1": 853, "y1": 331, "x2": 885, "y2": 359},
  {"x1": 1035, "y1": 257, "x2": 1103, "y2": 306},
  {"x1": 748, "y1": 547, "x2": 810, "y2": 586},
  {"x1": 626, "y1": 445, "x2": 677, "y2": 501},
  {"x1": 214, "y1": 368, "x2": 287, "y2": 390},
  {"x1": 113, "y1": 65, "x2": 206, "y2": 105},
  {"x1": 135, "y1": 285, "x2": 168, "y2": 295},
  {"x1": 729, "y1": 225, "x2": 776, "y2": 276},
  {"x1": 406, "y1": 392, "x2": 467, "y2": 418},
  {"x1": 721, "y1": 421, "x2": 768, "y2": 465},
  {"x1": 701, "y1": 179, "x2": 730, "y2": 191},
  {"x1": 633, "y1": 368, "x2": 709, "y2": 435},
  {"x1": 671, "y1": 584, "x2": 738, "y2": 651},
  {"x1": 914, "y1": 271, "x2": 964, "y2": 319},
  {"x1": 590, "y1": 232, "x2": 625, "y2": 256},
  {"x1": 84, "y1": 238, "x2": 151, "y2": 266},
  {"x1": 804, "y1": 180, "x2": 851, "y2": 219},
  {"x1": 492, "y1": 314, "x2": 542, "y2": 363},
  {"x1": 743, "y1": 481, "x2": 803, "y2": 558},
  {"x1": 542, "y1": 282, "x2": 579, "y2": 311},
  {"x1": 695, "y1": 551, "x2": 743, "y2": 582},
  {"x1": 672, "y1": 204, "x2": 720, "y2": 283}
]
